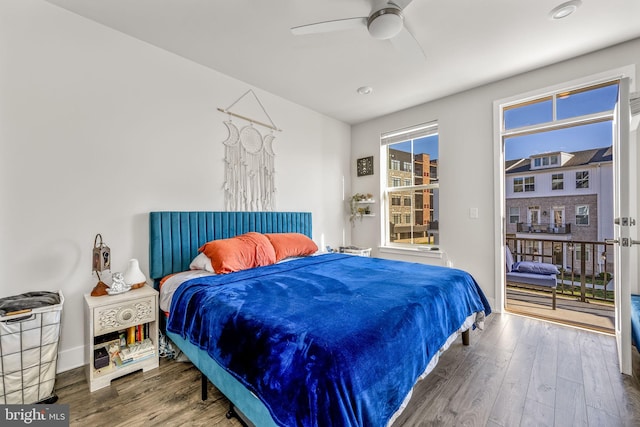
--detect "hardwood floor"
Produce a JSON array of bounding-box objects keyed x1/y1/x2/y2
[{"x1": 55, "y1": 313, "x2": 640, "y2": 426}]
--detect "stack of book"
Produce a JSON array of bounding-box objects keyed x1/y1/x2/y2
[{"x1": 117, "y1": 338, "x2": 155, "y2": 365}]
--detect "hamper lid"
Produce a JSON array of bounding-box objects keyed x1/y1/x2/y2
[{"x1": 0, "y1": 291, "x2": 62, "y2": 316}]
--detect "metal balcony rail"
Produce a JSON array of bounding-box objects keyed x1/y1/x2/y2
[
  {"x1": 506, "y1": 237, "x2": 614, "y2": 304},
  {"x1": 516, "y1": 222, "x2": 572, "y2": 234}
]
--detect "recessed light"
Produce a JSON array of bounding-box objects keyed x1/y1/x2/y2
[
  {"x1": 549, "y1": 0, "x2": 582, "y2": 20},
  {"x1": 357, "y1": 86, "x2": 373, "y2": 95}
]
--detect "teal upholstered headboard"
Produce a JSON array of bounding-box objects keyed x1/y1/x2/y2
[{"x1": 149, "y1": 211, "x2": 313, "y2": 280}]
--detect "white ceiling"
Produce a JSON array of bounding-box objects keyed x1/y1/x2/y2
[{"x1": 45, "y1": 0, "x2": 640, "y2": 125}]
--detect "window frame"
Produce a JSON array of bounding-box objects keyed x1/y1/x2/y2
[
  {"x1": 576, "y1": 171, "x2": 590, "y2": 189},
  {"x1": 381, "y1": 121, "x2": 439, "y2": 249},
  {"x1": 552, "y1": 173, "x2": 564, "y2": 190},
  {"x1": 509, "y1": 207, "x2": 520, "y2": 224},
  {"x1": 575, "y1": 204, "x2": 590, "y2": 226}
]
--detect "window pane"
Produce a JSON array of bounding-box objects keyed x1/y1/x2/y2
[
  {"x1": 557, "y1": 83, "x2": 619, "y2": 120},
  {"x1": 413, "y1": 135, "x2": 438, "y2": 186},
  {"x1": 385, "y1": 131, "x2": 439, "y2": 247},
  {"x1": 504, "y1": 97, "x2": 553, "y2": 129}
]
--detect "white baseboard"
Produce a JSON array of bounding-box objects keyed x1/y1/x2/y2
[{"x1": 57, "y1": 344, "x2": 85, "y2": 373}]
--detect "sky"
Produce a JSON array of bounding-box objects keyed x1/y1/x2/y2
[
  {"x1": 504, "y1": 83, "x2": 618, "y2": 161},
  {"x1": 392, "y1": 82, "x2": 618, "y2": 162}
]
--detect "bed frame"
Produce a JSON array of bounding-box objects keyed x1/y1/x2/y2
[{"x1": 149, "y1": 211, "x2": 313, "y2": 426}]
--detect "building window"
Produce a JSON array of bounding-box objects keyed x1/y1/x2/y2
[
  {"x1": 524, "y1": 176, "x2": 535, "y2": 192},
  {"x1": 382, "y1": 121, "x2": 439, "y2": 247},
  {"x1": 552, "y1": 173, "x2": 564, "y2": 190},
  {"x1": 514, "y1": 177, "x2": 523, "y2": 193},
  {"x1": 575, "y1": 245, "x2": 591, "y2": 262},
  {"x1": 509, "y1": 207, "x2": 519, "y2": 224},
  {"x1": 576, "y1": 171, "x2": 589, "y2": 189},
  {"x1": 576, "y1": 205, "x2": 589, "y2": 225},
  {"x1": 513, "y1": 176, "x2": 535, "y2": 192},
  {"x1": 550, "y1": 155, "x2": 559, "y2": 165},
  {"x1": 391, "y1": 160, "x2": 400, "y2": 170}
]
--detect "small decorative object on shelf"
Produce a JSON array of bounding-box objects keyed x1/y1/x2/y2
[
  {"x1": 91, "y1": 233, "x2": 111, "y2": 297},
  {"x1": 106, "y1": 272, "x2": 131, "y2": 295}
]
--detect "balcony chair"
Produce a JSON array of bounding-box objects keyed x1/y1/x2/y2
[{"x1": 505, "y1": 246, "x2": 558, "y2": 310}]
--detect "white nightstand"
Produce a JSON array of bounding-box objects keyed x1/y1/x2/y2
[
  {"x1": 84, "y1": 285, "x2": 159, "y2": 392},
  {"x1": 340, "y1": 247, "x2": 372, "y2": 257}
]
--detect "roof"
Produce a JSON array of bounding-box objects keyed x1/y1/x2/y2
[{"x1": 505, "y1": 147, "x2": 612, "y2": 175}]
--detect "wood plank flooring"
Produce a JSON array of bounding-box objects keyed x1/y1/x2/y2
[{"x1": 55, "y1": 313, "x2": 640, "y2": 426}]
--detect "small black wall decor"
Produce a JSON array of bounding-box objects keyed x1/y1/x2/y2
[{"x1": 357, "y1": 156, "x2": 374, "y2": 177}]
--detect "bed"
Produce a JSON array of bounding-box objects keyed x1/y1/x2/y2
[{"x1": 149, "y1": 211, "x2": 491, "y2": 426}]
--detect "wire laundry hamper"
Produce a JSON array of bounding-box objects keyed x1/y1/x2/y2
[{"x1": 0, "y1": 290, "x2": 64, "y2": 404}]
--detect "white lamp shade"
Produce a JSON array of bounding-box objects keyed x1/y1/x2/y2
[{"x1": 123, "y1": 258, "x2": 146, "y2": 287}]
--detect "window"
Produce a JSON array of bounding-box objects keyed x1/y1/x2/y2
[
  {"x1": 550, "y1": 155, "x2": 559, "y2": 165},
  {"x1": 509, "y1": 207, "x2": 520, "y2": 224},
  {"x1": 391, "y1": 160, "x2": 400, "y2": 170},
  {"x1": 552, "y1": 173, "x2": 564, "y2": 190},
  {"x1": 576, "y1": 205, "x2": 589, "y2": 225},
  {"x1": 503, "y1": 81, "x2": 618, "y2": 130},
  {"x1": 514, "y1": 177, "x2": 523, "y2": 193},
  {"x1": 524, "y1": 177, "x2": 535, "y2": 192},
  {"x1": 382, "y1": 122, "x2": 439, "y2": 247},
  {"x1": 575, "y1": 245, "x2": 591, "y2": 262},
  {"x1": 576, "y1": 171, "x2": 589, "y2": 189},
  {"x1": 513, "y1": 176, "x2": 535, "y2": 192}
]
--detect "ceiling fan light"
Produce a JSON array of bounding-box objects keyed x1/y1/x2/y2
[{"x1": 367, "y1": 8, "x2": 404, "y2": 40}]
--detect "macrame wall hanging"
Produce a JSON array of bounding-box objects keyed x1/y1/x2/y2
[{"x1": 218, "y1": 90, "x2": 281, "y2": 211}]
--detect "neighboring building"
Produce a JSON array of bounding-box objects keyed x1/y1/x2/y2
[
  {"x1": 387, "y1": 148, "x2": 439, "y2": 244},
  {"x1": 505, "y1": 147, "x2": 613, "y2": 271}
]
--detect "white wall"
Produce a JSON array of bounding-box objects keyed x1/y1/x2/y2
[
  {"x1": 0, "y1": 0, "x2": 351, "y2": 371},
  {"x1": 351, "y1": 37, "x2": 640, "y2": 308}
]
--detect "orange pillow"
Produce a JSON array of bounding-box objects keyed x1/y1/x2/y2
[
  {"x1": 265, "y1": 233, "x2": 318, "y2": 262},
  {"x1": 199, "y1": 232, "x2": 276, "y2": 274}
]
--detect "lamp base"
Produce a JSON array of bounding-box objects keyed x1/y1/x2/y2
[
  {"x1": 130, "y1": 282, "x2": 146, "y2": 289},
  {"x1": 91, "y1": 281, "x2": 109, "y2": 297}
]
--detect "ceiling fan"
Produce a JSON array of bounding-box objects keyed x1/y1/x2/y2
[{"x1": 290, "y1": 0, "x2": 425, "y2": 62}]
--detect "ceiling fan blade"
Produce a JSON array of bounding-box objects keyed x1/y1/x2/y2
[
  {"x1": 389, "y1": 26, "x2": 426, "y2": 63},
  {"x1": 389, "y1": 0, "x2": 413, "y2": 11},
  {"x1": 291, "y1": 17, "x2": 367, "y2": 36}
]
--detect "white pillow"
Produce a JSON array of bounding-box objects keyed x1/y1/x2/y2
[{"x1": 189, "y1": 253, "x2": 215, "y2": 272}]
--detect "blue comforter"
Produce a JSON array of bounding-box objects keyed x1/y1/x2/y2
[{"x1": 167, "y1": 253, "x2": 491, "y2": 426}]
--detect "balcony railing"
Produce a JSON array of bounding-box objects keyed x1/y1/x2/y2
[
  {"x1": 516, "y1": 222, "x2": 572, "y2": 234},
  {"x1": 506, "y1": 236, "x2": 614, "y2": 304}
]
